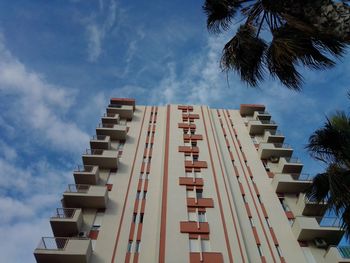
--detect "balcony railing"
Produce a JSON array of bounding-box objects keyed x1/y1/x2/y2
[
  {"x1": 37, "y1": 237, "x2": 69, "y2": 250},
  {"x1": 52, "y1": 208, "x2": 76, "y2": 219},
  {"x1": 297, "y1": 173, "x2": 314, "y2": 181},
  {"x1": 91, "y1": 135, "x2": 109, "y2": 140},
  {"x1": 257, "y1": 111, "x2": 269, "y2": 114},
  {"x1": 339, "y1": 246, "x2": 350, "y2": 258},
  {"x1": 103, "y1": 112, "x2": 118, "y2": 117},
  {"x1": 66, "y1": 184, "x2": 90, "y2": 193},
  {"x1": 75, "y1": 165, "x2": 94, "y2": 173},
  {"x1": 265, "y1": 129, "x2": 282, "y2": 136},
  {"x1": 260, "y1": 120, "x2": 276, "y2": 124},
  {"x1": 273, "y1": 143, "x2": 291, "y2": 149},
  {"x1": 285, "y1": 157, "x2": 300, "y2": 163},
  {"x1": 319, "y1": 216, "x2": 342, "y2": 228},
  {"x1": 85, "y1": 149, "x2": 104, "y2": 155}
]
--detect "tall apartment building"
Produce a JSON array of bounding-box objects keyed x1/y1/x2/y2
[{"x1": 34, "y1": 99, "x2": 350, "y2": 263}]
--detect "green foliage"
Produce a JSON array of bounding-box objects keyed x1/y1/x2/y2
[
  {"x1": 306, "y1": 111, "x2": 350, "y2": 238},
  {"x1": 203, "y1": 0, "x2": 350, "y2": 90}
]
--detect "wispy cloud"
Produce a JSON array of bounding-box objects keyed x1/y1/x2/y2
[
  {"x1": 85, "y1": 0, "x2": 121, "y2": 62},
  {"x1": 0, "y1": 33, "x2": 89, "y2": 153}
]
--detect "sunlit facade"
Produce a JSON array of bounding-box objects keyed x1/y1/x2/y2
[{"x1": 34, "y1": 99, "x2": 349, "y2": 263}]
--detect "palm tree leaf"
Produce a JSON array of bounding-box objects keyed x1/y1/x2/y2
[
  {"x1": 266, "y1": 30, "x2": 303, "y2": 90},
  {"x1": 305, "y1": 172, "x2": 330, "y2": 203},
  {"x1": 203, "y1": 0, "x2": 242, "y2": 33},
  {"x1": 221, "y1": 24, "x2": 267, "y2": 86}
]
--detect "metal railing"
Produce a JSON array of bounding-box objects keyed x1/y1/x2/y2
[
  {"x1": 260, "y1": 119, "x2": 276, "y2": 124},
  {"x1": 103, "y1": 112, "x2": 119, "y2": 118},
  {"x1": 338, "y1": 246, "x2": 350, "y2": 258},
  {"x1": 257, "y1": 111, "x2": 270, "y2": 115},
  {"x1": 52, "y1": 208, "x2": 76, "y2": 219},
  {"x1": 285, "y1": 157, "x2": 301, "y2": 163},
  {"x1": 66, "y1": 184, "x2": 90, "y2": 193},
  {"x1": 98, "y1": 123, "x2": 115, "y2": 128},
  {"x1": 37, "y1": 237, "x2": 68, "y2": 250},
  {"x1": 75, "y1": 165, "x2": 95, "y2": 172},
  {"x1": 108, "y1": 103, "x2": 122, "y2": 108},
  {"x1": 273, "y1": 143, "x2": 291, "y2": 148},
  {"x1": 85, "y1": 149, "x2": 104, "y2": 155},
  {"x1": 265, "y1": 129, "x2": 282, "y2": 136},
  {"x1": 319, "y1": 216, "x2": 341, "y2": 227},
  {"x1": 91, "y1": 135, "x2": 109, "y2": 140},
  {"x1": 297, "y1": 173, "x2": 314, "y2": 181}
]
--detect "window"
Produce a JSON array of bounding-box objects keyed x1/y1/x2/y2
[
  {"x1": 191, "y1": 141, "x2": 197, "y2": 147},
  {"x1": 193, "y1": 155, "x2": 199, "y2": 162},
  {"x1": 275, "y1": 245, "x2": 283, "y2": 257},
  {"x1": 135, "y1": 241, "x2": 140, "y2": 253},
  {"x1": 136, "y1": 191, "x2": 141, "y2": 199},
  {"x1": 265, "y1": 218, "x2": 271, "y2": 228},
  {"x1": 127, "y1": 241, "x2": 132, "y2": 252},
  {"x1": 185, "y1": 155, "x2": 192, "y2": 161},
  {"x1": 188, "y1": 212, "x2": 196, "y2": 222},
  {"x1": 257, "y1": 245, "x2": 264, "y2": 256},
  {"x1": 249, "y1": 218, "x2": 255, "y2": 227},
  {"x1": 140, "y1": 213, "x2": 144, "y2": 223},
  {"x1": 196, "y1": 189, "x2": 203, "y2": 199},
  {"x1": 190, "y1": 130, "x2": 195, "y2": 135},
  {"x1": 194, "y1": 171, "x2": 202, "y2": 178},
  {"x1": 189, "y1": 239, "x2": 200, "y2": 252},
  {"x1": 198, "y1": 212, "x2": 206, "y2": 222},
  {"x1": 187, "y1": 190, "x2": 195, "y2": 198},
  {"x1": 92, "y1": 212, "x2": 104, "y2": 230},
  {"x1": 201, "y1": 240, "x2": 211, "y2": 252},
  {"x1": 133, "y1": 213, "x2": 137, "y2": 223},
  {"x1": 143, "y1": 191, "x2": 147, "y2": 199},
  {"x1": 279, "y1": 198, "x2": 290, "y2": 212}
]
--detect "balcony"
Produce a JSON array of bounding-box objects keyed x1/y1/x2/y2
[
  {"x1": 90, "y1": 135, "x2": 111, "y2": 150},
  {"x1": 96, "y1": 123, "x2": 127, "y2": 141},
  {"x1": 296, "y1": 193, "x2": 327, "y2": 216},
  {"x1": 247, "y1": 119, "x2": 278, "y2": 135},
  {"x1": 101, "y1": 113, "x2": 120, "y2": 125},
  {"x1": 34, "y1": 237, "x2": 92, "y2": 263},
  {"x1": 240, "y1": 104, "x2": 265, "y2": 117},
  {"x1": 82, "y1": 149, "x2": 119, "y2": 169},
  {"x1": 110, "y1": 98, "x2": 136, "y2": 110},
  {"x1": 271, "y1": 173, "x2": 313, "y2": 194},
  {"x1": 63, "y1": 184, "x2": 108, "y2": 209},
  {"x1": 324, "y1": 246, "x2": 350, "y2": 262},
  {"x1": 258, "y1": 142, "x2": 293, "y2": 160},
  {"x1": 253, "y1": 111, "x2": 271, "y2": 121},
  {"x1": 263, "y1": 129, "x2": 285, "y2": 144},
  {"x1": 50, "y1": 208, "x2": 83, "y2": 237},
  {"x1": 73, "y1": 165, "x2": 99, "y2": 185},
  {"x1": 291, "y1": 216, "x2": 344, "y2": 245},
  {"x1": 106, "y1": 104, "x2": 134, "y2": 119},
  {"x1": 278, "y1": 157, "x2": 303, "y2": 174}
]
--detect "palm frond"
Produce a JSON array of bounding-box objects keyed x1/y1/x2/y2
[
  {"x1": 305, "y1": 172, "x2": 330, "y2": 203},
  {"x1": 203, "y1": 0, "x2": 241, "y2": 33},
  {"x1": 266, "y1": 30, "x2": 303, "y2": 90},
  {"x1": 221, "y1": 24, "x2": 267, "y2": 86}
]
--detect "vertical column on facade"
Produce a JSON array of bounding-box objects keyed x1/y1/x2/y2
[
  {"x1": 177, "y1": 105, "x2": 224, "y2": 263},
  {"x1": 125, "y1": 106, "x2": 158, "y2": 263},
  {"x1": 217, "y1": 109, "x2": 282, "y2": 263}
]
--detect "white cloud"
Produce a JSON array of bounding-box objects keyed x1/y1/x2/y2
[
  {"x1": 85, "y1": 0, "x2": 121, "y2": 62},
  {"x1": 0, "y1": 34, "x2": 89, "y2": 154}
]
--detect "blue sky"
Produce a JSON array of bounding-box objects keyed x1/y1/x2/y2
[{"x1": 0, "y1": 0, "x2": 349, "y2": 262}]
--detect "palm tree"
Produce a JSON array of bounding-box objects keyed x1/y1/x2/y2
[
  {"x1": 306, "y1": 111, "x2": 350, "y2": 237},
  {"x1": 203, "y1": 0, "x2": 350, "y2": 90}
]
